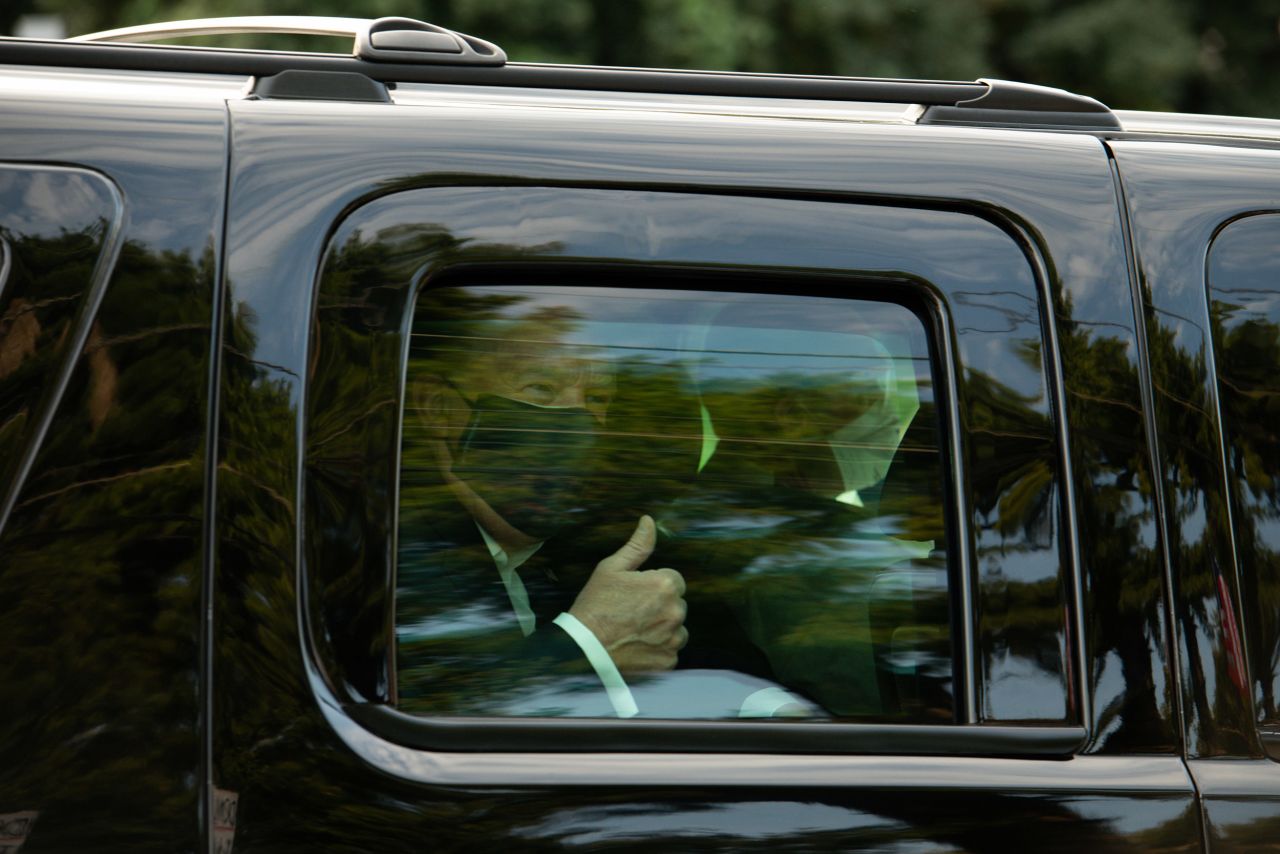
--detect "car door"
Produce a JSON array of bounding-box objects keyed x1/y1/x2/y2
[
  {"x1": 0, "y1": 67, "x2": 234, "y2": 852},
  {"x1": 1111, "y1": 139, "x2": 1280, "y2": 851},
  {"x1": 210, "y1": 81, "x2": 1201, "y2": 851}
]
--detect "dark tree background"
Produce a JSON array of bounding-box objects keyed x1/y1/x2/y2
[{"x1": 4, "y1": 0, "x2": 1278, "y2": 117}]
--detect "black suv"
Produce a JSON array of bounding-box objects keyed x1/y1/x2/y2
[{"x1": 2, "y1": 16, "x2": 1279, "y2": 853}]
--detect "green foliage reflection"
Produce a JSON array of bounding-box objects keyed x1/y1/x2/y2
[{"x1": 396, "y1": 284, "x2": 952, "y2": 720}]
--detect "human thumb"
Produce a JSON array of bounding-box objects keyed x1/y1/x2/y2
[{"x1": 596, "y1": 515, "x2": 656, "y2": 573}]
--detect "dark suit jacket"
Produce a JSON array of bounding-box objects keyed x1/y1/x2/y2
[
  {"x1": 655, "y1": 458, "x2": 895, "y2": 718},
  {"x1": 395, "y1": 495, "x2": 605, "y2": 716}
]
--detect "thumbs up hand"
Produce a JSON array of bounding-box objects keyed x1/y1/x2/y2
[{"x1": 568, "y1": 516, "x2": 689, "y2": 675}]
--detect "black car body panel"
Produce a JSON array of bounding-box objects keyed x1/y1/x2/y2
[
  {"x1": 0, "y1": 23, "x2": 1277, "y2": 852},
  {"x1": 0, "y1": 67, "x2": 233, "y2": 849}
]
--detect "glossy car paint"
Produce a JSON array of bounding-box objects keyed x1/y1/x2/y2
[
  {"x1": 1206, "y1": 213, "x2": 1280, "y2": 744},
  {"x1": 1111, "y1": 141, "x2": 1280, "y2": 849},
  {"x1": 0, "y1": 68, "x2": 241, "y2": 849},
  {"x1": 1, "y1": 52, "x2": 1273, "y2": 850}
]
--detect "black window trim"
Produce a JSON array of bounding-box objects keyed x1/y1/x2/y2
[
  {"x1": 1003, "y1": 210, "x2": 1090, "y2": 735},
  {"x1": 0, "y1": 164, "x2": 127, "y2": 538},
  {"x1": 349, "y1": 701, "x2": 1087, "y2": 756},
  {"x1": 1204, "y1": 210, "x2": 1280, "y2": 758},
  {"x1": 297, "y1": 188, "x2": 1086, "y2": 758}
]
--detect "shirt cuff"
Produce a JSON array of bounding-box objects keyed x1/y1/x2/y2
[
  {"x1": 738, "y1": 686, "x2": 809, "y2": 717},
  {"x1": 552, "y1": 612, "x2": 639, "y2": 718}
]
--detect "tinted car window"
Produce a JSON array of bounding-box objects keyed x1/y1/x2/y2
[
  {"x1": 1208, "y1": 213, "x2": 1280, "y2": 732},
  {"x1": 395, "y1": 284, "x2": 950, "y2": 720},
  {"x1": 303, "y1": 186, "x2": 1074, "y2": 740},
  {"x1": 0, "y1": 166, "x2": 123, "y2": 508}
]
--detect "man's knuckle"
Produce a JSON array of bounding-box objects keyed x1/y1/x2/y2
[{"x1": 654, "y1": 570, "x2": 681, "y2": 594}]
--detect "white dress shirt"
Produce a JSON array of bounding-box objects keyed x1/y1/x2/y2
[{"x1": 476, "y1": 524, "x2": 638, "y2": 718}]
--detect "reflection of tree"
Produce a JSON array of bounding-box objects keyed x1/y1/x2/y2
[
  {"x1": 0, "y1": 225, "x2": 108, "y2": 484},
  {"x1": 1062, "y1": 270, "x2": 1263, "y2": 754},
  {"x1": 1056, "y1": 291, "x2": 1176, "y2": 749},
  {"x1": 1137, "y1": 281, "x2": 1257, "y2": 755},
  {"x1": 214, "y1": 294, "x2": 327, "y2": 807},
  {"x1": 504, "y1": 788, "x2": 1187, "y2": 853},
  {"x1": 963, "y1": 348, "x2": 1068, "y2": 720},
  {"x1": 1211, "y1": 296, "x2": 1280, "y2": 730},
  {"x1": 0, "y1": 236, "x2": 213, "y2": 848}
]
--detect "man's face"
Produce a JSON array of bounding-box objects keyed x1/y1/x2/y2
[
  {"x1": 449, "y1": 341, "x2": 613, "y2": 539},
  {"x1": 470, "y1": 342, "x2": 614, "y2": 422}
]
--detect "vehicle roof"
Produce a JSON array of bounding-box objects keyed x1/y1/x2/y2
[
  {"x1": 388, "y1": 81, "x2": 919, "y2": 124},
  {"x1": 393, "y1": 83, "x2": 1280, "y2": 143},
  {"x1": 1114, "y1": 109, "x2": 1280, "y2": 143},
  {"x1": 3, "y1": 31, "x2": 1280, "y2": 146}
]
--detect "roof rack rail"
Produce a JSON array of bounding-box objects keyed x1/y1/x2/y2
[
  {"x1": 71, "y1": 15, "x2": 507, "y2": 66},
  {"x1": 69, "y1": 16, "x2": 365, "y2": 43},
  {"x1": 0, "y1": 18, "x2": 1118, "y2": 129},
  {"x1": 918, "y1": 78, "x2": 1119, "y2": 130}
]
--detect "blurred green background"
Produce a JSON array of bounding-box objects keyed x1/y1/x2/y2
[{"x1": 4, "y1": 0, "x2": 1278, "y2": 117}]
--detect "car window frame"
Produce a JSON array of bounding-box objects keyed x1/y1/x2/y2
[
  {"x1": 1205, "y1": 210, "x2": 1280, "y2": 760},
  {"x1": 299, "y1": 185, "x2": 1088, "y2": 762}
]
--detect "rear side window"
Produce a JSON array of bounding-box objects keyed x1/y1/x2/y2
[
  {"x1": 0, "y1": 166, "x2": 123, "y2": 515},
  {"x1": 395, "y1": 283, "x2": 951, "y2": 721},
  {"x1": 1208, "y1": 213, "x2": 1280, "y2": 737}
]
